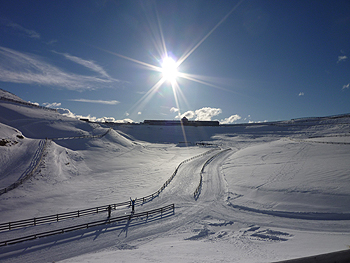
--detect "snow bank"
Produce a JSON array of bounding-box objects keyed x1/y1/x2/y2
[{"x1": 1, "y1": 91, "x2": 350, "y2": 262}]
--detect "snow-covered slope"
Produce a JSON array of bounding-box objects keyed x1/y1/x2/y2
[
  {"x1": 0, "y1": 90, "x2": 350, "y2": 262},
  {"x1": 0, "y1": 122, "x2": 41, "y2": 188},
  {"x1": 0, "y1": 89, "x2": 27, "y2": 103},
  {"x1": 0, "y1": 100, "x2": 106, "y2": 140}
]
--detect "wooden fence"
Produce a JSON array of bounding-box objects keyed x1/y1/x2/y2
[
  {"x1": 0, "y1": 128, "x2": 112, "y2": 196},
  {"x1": 0, "y1": 148, "x2": 218, "y2": 232},
  {"x1": 0, "y1": 204, "x2": 175, "y2": 247},
  {"x1": 50, "y1": 128, "x2": 112, "y2": 141},
  {"x1": 0, "y1": 201, "x2": 129, "y2": 232}
]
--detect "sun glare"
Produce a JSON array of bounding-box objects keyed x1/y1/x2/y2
[
  {"x1": 99, "y1": 0, "x2": 243, "y2": 122},
  {"x1": 161, "y1": 57, "x2": 178, "y2": 82}
]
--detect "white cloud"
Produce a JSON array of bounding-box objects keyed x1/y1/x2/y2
[
  {"x1": 172, "y1": 107, "x2": 222, "y2": 121},
  {"x1": 28, "y1": 101, "x2": 39, "y2": 106},
  {"x1": 180, "y1": 111, "x2": 195, "y2": 119},
  {"x1": 69, "y1": 99, "x2": 120, "y2": 105},
  {"x1": 138, "y1": 112, "x2": 142, "y2": 115},
  {"x1": 170, "y1": 107, "x2": 181, "y2": 118},
  {"x1": 0, "y1": 46, "x2": 120, "y2": 90},
  {"x1": 115, "y1": 118, "x2": 134, "y2": 123},
  {"x1": 3, "y1": 20, "x2": 40, "y2": 39},
  {"x1": 220, "y1": 114, "x2": 241, "y2": 124},
  {"x1": 172, "y1": 106, "x2": 243, "y2": 124},
  {"x1": 57, "y1": 108, "x2": 77, "y2": 118},
  {"x1": 46, "y1": 39, "x2": 58, "y2": 45},
  {"x1": 342, "y1": 83, "x2": 350, "y2": 90},
  {"x1": 248, "y1": 120, "x2": 268, "y2": 123},
  {"x1": 337, "y1": 55, "x2": 347, "y2": 63},
  {"x1": 56, "y1": 52, "x2": 110, "y2": 78},
  {"x1": 102, "y1": 117, "x2": 115, "y2": 122},
  {"x1": 43, "y1": 102, "x2": 61, "y2": 108},
  {"x1": 298, "y1": 92, "x2": 304, "y2": 96},
  {"x1": 57, "y1": 107, "x2": 134, "y2": 123},
  {"x1": 194, "y1": 107, "x2": 222, "y2": 121}
]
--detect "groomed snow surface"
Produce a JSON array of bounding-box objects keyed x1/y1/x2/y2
[{"x1": 1, "y1": 90, "x2": 350, "y2": 262}]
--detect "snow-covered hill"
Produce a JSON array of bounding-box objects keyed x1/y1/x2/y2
[{"x1": 0, "y1": 90, "x2": 350, "y2": 262}]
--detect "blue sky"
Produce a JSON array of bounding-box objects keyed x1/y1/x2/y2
[{"x1": 0, "y1": 0, "x2": 349, "y2": 124}]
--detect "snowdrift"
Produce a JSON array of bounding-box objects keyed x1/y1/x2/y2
[{"x1": 1, "y1": 89, "x2": 350, "y2": 262}]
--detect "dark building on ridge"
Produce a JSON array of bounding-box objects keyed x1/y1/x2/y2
[{"x1": 144, "y1": 117, "x2": 219, "y2": 126}]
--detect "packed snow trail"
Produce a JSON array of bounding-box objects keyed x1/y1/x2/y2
[
  {"x1": 0, "y1": 149, "x2": 234, "y2": 262},
  {"x1": 1, "y1": 92, "x2": 350, "y2": 262},
  {"x1": 1, "y1": 139, "x2": 349, "y2": 262}
]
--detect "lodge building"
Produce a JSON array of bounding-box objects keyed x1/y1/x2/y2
[{"x1": 143, "y1": 117, "x2": 219, "y2": 126}]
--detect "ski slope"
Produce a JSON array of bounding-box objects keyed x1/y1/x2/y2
[{"x1": 1, "y1": 89, "x2": 350, "y2": 262}]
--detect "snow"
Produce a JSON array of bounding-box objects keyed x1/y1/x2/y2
[{"x1": 1, "y1": 91, "x2": 350, "y2": 262}]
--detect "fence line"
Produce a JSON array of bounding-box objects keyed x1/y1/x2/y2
[
  {"x1": 0, "y1": 96, "x2": 57, "y2": 112},
  {"x1": 50, "y1": 127, "x2": 112, "y2": 141},
  {"x1": 0, "y1": 201, "x2": 130, "y2": 232},
  {"x1": 290, "y1": 138, "x2": 350, "y2": 145},
  {"x1": 0, "y1": 204, "x2": 175, "y2": 247},
  {"x1": 0, "y1": 148, "x2": 218, "y2": 232},
  {"x1": 194, "y1": 148, "x2": 231, "y2": 200},
  {"x1": 0, "y1": 139, "x2": 50, "y2": 196},
  {"x1": 0, "y1": 128, "x2": 112, "y2": 197}
]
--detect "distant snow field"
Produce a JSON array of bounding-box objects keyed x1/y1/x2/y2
[{"x1": 1, "y1": 90, "x2": 350, "y2": 262}]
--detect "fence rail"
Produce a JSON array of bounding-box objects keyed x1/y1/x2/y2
[
  {"x1": 0, "y1": 96, "x2": 57, "y2": 112},
  {"x1": 0, "y1": 139, "x2": 50, "y2": 196},
  {"x1": 0, "y1": 204, "x2": 175, "y2": 247},
  {"x1": 50, "y1": 128, "x2": 112, "y2": 141},
  {"x1": 0, "y1": 148, "x2": 217, "y2": 232},
  {"x1": 0, "y1": 201, "x2": 131, "y2": 232},
  {"x1": 290, "y1": 138, "x2": 350, "y2": 145},
  {"x1": 0, "y1": 128, "x2": 112, "y2": 197}
]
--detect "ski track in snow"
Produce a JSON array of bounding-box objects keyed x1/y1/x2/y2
[
  {"x1": 1, "y1": 95, "x2": 350, "y2": 262},
  {"x1": 17, "y1": 139, "x2": 45, "y2": 181}
]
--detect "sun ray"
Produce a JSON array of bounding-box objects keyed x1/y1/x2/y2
[
  {"x1": 91, "y1": 45, "x2": 162, "y2": 72},
  {"x1": 88, "y1": 1, "x2": 244, "y2": 128},
  {"x1": 171, "y1": 80, "x2": 189, "y2": 146},
  {"x1": 177, "y1": 0, "x2": 244, "y2": 67},
  {"x1": 178, "y1": 72, "x2": 237, "y2": 94},
  {"x1": 128, "y1": 77, "x2": 165, "y2": 115},
  {"x1": 155, "y1": 5, "x2": 168, "y2": 59}
]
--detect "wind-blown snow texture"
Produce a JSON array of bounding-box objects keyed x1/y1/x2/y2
[{"x1": 0, "y1": 89, "x2": 350, "y2": 262}]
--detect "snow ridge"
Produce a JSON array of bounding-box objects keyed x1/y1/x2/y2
[{"x1": 0, "y1": 139, "x2": 49, "y2": 195}]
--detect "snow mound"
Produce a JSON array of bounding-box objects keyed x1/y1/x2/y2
[{"x1": 0, "y1": 122, "x2": 43, "y2": 189}]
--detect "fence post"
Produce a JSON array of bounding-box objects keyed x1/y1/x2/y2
[
  {"x1": 57, "y1": 214, "x2": 59, "y2": 222},
  {"x1": 9, "y1": 222, "x2": 11, "y2": 230},
  {"x1": 34, "y1": 218, "x2": 36, "y2": 226},
  {"x1": 78, "y1": 210, "x2": 80, "y2": 217}
]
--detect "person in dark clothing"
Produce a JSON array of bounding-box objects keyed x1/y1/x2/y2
[
  {"x1": 130, "y1": 198, "x2": 136, "y2": 214},
  {"x1": 107, "y1": 205, "x2": 112, "y2": 218}
]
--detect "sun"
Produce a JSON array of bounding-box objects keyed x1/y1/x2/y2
[{"x1": 161, "y1": 56, "x2": 178, "y2": 83}]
